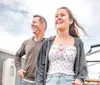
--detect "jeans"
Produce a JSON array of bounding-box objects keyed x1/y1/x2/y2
[
  {"x1": 20, "y1": 79, "x2": 35, "y2": 85},
  {"x1": 45, "y1": 73, "x2": 75, "y2": 85}
]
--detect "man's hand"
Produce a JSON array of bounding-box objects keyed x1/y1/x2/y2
[
  {"x1": 72, "y1": 79, "x2": 82, "y2": 85},
  {"x1": 17, "y1": 69, "x2": 26, "y2": 78}
]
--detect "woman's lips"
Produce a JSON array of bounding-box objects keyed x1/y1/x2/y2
[{"x1": 56, "y1": 20, "x2": 63, "y2": 24}]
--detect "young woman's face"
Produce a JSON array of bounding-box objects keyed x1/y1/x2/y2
[{"x1": 55, "y1": 9, "x2": 72, "y2": 31}]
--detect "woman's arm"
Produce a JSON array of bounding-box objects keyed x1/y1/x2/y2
[
  {"x1": 76, "y1": 40, "x2": 88, "y2": 84},
  {"x1": 36, "y1": 40, "x2": 47, "y2": 85}
]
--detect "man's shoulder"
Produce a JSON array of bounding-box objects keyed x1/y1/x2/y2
[{"x1": 22, "y1": 37, "x2": 33, "y2": 44}]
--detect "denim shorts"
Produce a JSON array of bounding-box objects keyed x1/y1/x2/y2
[
  {"x1": 45, "y1": 73, "x2": 75, "y2": 85},
  {"x1": 20, "y1": 79, "x2": 35, "y2": 85}
]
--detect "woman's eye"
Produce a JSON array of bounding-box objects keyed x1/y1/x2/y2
[
  {"x1": 61, "y1": 13, "x2": 65, "y2": 17},
  {"x1": 55, "y1": 13, "x2": 65, "y2": 18}
]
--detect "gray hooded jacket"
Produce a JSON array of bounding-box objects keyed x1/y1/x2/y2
[{"x1": 36, "y1": 36, "x2": 88, "y2": 85}]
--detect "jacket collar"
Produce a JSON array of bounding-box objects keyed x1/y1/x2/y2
[{"x1": 48, "y1": 35, "x2": 80, "y2": 47}]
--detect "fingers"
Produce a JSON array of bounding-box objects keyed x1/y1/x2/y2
[
  {"x1": 17, "y1": 69, "x2": 26, "y2": 78},
  {"x1": 72, "y1": 79, "x2": 82, "y2": 85},
  {"x1": 22, "y1": 69, "x2": 26, "y2": 73}
]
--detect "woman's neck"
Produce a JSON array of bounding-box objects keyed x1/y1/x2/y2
[{"x1": 57, "y1": 29, "x2": 71, "y2": 39}]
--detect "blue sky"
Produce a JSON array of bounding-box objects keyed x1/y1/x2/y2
[{"x1": 0, "y1": 0, "x2": 100, "y2": 79}]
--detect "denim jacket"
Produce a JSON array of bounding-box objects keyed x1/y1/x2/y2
[{"x1": 36, "y1": 36, "x2": 88, "y2": 85}]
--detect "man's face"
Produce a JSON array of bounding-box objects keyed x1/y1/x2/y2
[{"x1": 31, "y1": 17, "x2": 44, "y2": 35}]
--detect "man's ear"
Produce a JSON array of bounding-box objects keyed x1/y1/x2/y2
[{"x1": 42, "y1": 23, "x2": 46, "y2": 29}]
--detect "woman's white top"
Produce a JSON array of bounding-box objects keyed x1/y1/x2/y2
[{"x1": 47, "y1": 44, "x2": 77, "y2": 75}]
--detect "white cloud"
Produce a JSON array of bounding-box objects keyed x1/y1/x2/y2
[
  {"x1": 0, "y1": 2, "x2": 32, "y2": 36},
  {"x1": 0, "y1": 0, "x2": 100, "y2": 52},
  {"x1": 0, "y1": 31, "x2": 30, "y2": 53},
  {"x1": 0, "y1": 0, "x2": 33, "y2": 52},
  {"x1": 0, "y1": 0, "x2": 23, "y2": 5}
]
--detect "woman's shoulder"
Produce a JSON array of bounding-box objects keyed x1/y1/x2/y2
[
  {"x1": 74, "y1": 37, "x2": 84, "y2": 46},
  {"x1": 44, "y1": 35, "x2": 56, "y2": 41},
  {"x1": 74, "y1": 37, "x2": 83, "y2": 42}
]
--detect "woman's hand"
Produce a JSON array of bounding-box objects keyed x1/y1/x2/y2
[{"x1": 72, "y1": 79, "x2": 82, "y2": 85}]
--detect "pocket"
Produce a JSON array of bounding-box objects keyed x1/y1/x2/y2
[
  {"x1": 64, "y1": 76, "x2": 75, "y2": 82},
  {"x1": 62, "y1": 76, "x2": 74, "y2": 85},
  {"x1": 20, "y1": 79, "x2": 26, "y2": 84}
]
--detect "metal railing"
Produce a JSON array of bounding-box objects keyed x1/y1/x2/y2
[
  {"x1": 85, "y1": 44, "x2": 100, "y2": 85},
  {"x1": 87, "y1": 44, "x2": 100, "y2": 53},
  {"x1": 84, "y1": 79, "x2": 100, "y2": 85}
]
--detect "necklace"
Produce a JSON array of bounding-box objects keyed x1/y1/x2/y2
[{"x1": 56, "y1": 44, "x2": 64, "y2": 57}]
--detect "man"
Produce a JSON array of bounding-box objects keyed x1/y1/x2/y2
[{"x1": 14, "y1": 15, "x2": 47, "y2": 85}]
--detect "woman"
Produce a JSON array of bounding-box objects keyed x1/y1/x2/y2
[{"x1": 36, "y1": 6, "x2": 88, "y2": 85}]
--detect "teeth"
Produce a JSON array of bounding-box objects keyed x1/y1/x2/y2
[
  {"x1": 57, "y1": 20, "x2": 63, "y2": 24},
  {"x1": 33, "y1": 27, "x2": 37, "y2": 32},
  {"x1": 33, "y1": 26, "x2": 37, "y2": 29}
]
